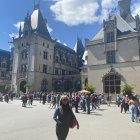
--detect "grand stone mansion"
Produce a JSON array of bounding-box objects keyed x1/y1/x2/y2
[{"x1": 11, "y1": 5, "x2": 84, "y2": 93}]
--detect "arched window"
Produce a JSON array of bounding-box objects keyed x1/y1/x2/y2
[{"x1": 104, "y1": 74, "x2": 121, "y2": 94}]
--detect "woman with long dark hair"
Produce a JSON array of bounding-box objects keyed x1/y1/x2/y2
[{"x1": 53, "y1": 95, "x2": 79, "y2": 140}]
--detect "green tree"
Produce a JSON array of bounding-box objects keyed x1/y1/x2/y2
[
  {"x1": 84, "y1": 84, "x2": 95, "y2": 93},
  {"x1": 24, "y1": 83, "x2": 32, "y2": 93},
  {"x1": 122, "y1": 83, "x2": 133, "y2": 96},
  {"x1": 0, "y1": 81, "x2": 11, "y2": 94}
]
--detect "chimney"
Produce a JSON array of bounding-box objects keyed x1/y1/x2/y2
[{"x1": 118, "y1": 0, "x2": 131, "y2": 20}]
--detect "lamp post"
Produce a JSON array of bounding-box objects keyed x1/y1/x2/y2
[{"x1": 61, "y1": 77, "x2": 64, "y2": 93}]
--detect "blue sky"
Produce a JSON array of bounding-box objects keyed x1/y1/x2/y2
[{"x1": 0, "y1": 0, "x2": 140, "y2": 51}]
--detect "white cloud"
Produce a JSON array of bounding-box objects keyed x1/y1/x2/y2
[
  {"x1": 101, "y1": 0, "x2": 117, "y2": 9},
  {"x1": 56, "y1": 39, "x2": 61, "y2": 43},
  {"x1": 132, "y1": 2, "x2": 140, "y2": 16},
  {"x1": 50, "y1": 0, "x2": 140, "y2": 26},
  {"x1": 9, "y1": 33, "x2": 18, "y2": 38},
  {"x1": 47, "y1": 24, "x2": 53, "y2": 33},
  {"x1": 50, "y1": 0, "x2": 99, "y2": 26},
  {"x1": 99, "y1": 9, "x2": 109, "y2": 23},
  {"x1": 14, "y1": 21, "x2": 24, "y2": 31}
]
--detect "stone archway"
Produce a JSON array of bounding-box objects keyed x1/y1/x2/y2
[{"x1": 20, "y1": 81, "x2": 26, "y2": 93}]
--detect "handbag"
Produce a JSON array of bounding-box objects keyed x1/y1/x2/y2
[{"x1": 70, "y1": 117, "x2": 77, "y2": 128}]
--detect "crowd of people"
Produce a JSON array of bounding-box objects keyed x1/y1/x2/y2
[{"x1": 1, "y1": 91, "x2": 140, "y2": 123}]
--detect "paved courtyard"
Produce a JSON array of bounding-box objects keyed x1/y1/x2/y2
[{"x1": 0, "y1": 100, "x2": 140, "y2": 140}]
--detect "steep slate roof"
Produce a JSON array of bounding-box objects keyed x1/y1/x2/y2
[
  {"x1": 91, "y1": 14, "x2": 136, "y2": 41},
  {"x1": 73, "y1": 37, "x2": 85, "y2": 57},
  {"x1": 73, "y1": 37, "x2": 85, "y2": 67},
  {"x1": 22, "y1": 7, "x2": 51, "y2": 39},
  {"x1": 31, "y1": 8, "x2": 51, "y2": 39}
]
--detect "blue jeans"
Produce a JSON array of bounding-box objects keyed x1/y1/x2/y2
[{"x1": 130, "y1": 104, "x2": 137, "y2": 122}]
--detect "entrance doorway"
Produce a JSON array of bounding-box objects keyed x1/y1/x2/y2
[{"x1": 20, "y1": 81, "x2": 26, "y2": 93}]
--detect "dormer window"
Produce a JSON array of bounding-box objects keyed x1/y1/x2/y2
[{"x1": 107, "y1": 32, "x2": 115, "y2": 43}]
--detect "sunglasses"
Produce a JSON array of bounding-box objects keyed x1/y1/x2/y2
[{"x1": 62, "y1": 98, "x2": 68, "y2": 101}]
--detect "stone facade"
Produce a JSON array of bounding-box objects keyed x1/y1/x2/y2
[
  {"x1": 82, "y1": 0, "x2": 140, "y2": 96},
  {"x1": 0, "y1": 49, "x2": 11, "y2": 91},
  {"x1": 12, "y1": 7, "x2": 83, "y2": 93}
]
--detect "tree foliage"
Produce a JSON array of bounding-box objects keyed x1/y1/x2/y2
[
  {"x1": 24, "y1": 83, "x2": 32, "y2": 89},
  {"x1": 0, "y1": 81, "x2": 11, "y2": 94},
  {"x1": 84, "y1": 84, "x2": 95, "y2": 93},
  {"x1": 122, "y1": 83, "x2": 133, "y2": 96}
]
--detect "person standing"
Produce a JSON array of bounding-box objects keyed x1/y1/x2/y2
[
  {"x1": 128, "y1": 96, "x2": 138, "y2": 122},
  {"x1": 53, "y1": 95, "x2": 79, "y2": 140},
  {"x1": 74, "y1": 93, "x2": 80, "y2": 113},
  {"x1": 86, "y1": 93, "x2": 91, "y2": 114}
]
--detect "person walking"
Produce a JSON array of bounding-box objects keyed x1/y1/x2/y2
[
  {"x1": 128, "y1": 96, "x2": 138, "y2": 122},
  {"x1": 53, "y1": 95, "x2": 79, "y2": 140}
]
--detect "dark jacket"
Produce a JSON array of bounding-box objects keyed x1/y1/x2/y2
[{"x1": 53, "y1": 106, "x2": 74, "y2": 128}]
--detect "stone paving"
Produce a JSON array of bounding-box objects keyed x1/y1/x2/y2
[{"x1": 0, "y1": 100, "x2": 140, "y2": 140}]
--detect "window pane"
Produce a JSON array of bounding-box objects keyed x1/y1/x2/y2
[
  {"x1": 115, "y1": 76, "x2": 119, "y2": 80},
  {"x1": 116, "y1": 86, "x2": 120, "y2": 93},
  {"x1": 110, "y1": 80, "x2": 114, "y2": 85},
  {"x1": 105, "y1": 76, "x2": 109, "y2": 80},
  {"x1": 105, "y1": 86, "x2": 109, "y2": 93},
  {"x1": 105, "y1": 80, "x2": 109, "y2": 85},
  {"x1": 110, "y1": 75, "x2": 114, "y2": 80},
  {"x1": 115, "y1": 80, "x2": 121, "y2": 85},
  {"x1": 110, "y1": 86, "x2": 115, "y2": 93}
]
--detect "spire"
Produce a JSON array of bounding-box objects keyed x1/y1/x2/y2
[
  {"x1": 73, "y1": 36, "x2": 85, "y2": 67},
  {"x1": 74, "y1": 36, "x2": 85, "y2": 55},
  {"x1": 34, "y1": 0, "x2": 40, "y2": 10},
  {"x1": 23, "y1": 12, "x2": 32, "y2": 36},
  {"x1": 19, "y1": 23, "x2": 22, "y2": 38}
]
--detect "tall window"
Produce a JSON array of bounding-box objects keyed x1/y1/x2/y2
[
  {"x1": 21, "y1": 51, "x2": 28, "y2": 59},
  {"x1": 43, "y1": 51, "x2": 48, "y2": 60},
  {"x1": 1, "y1": 71, "x2": 5, "y2": 77},
  {"x1": 55, "y1": 56, "x2": 59, "y2": 63},
  {"x1": 106, "y1": 51, "x2": 116, "y2": 64},
  {"x1": 55, "y1": 68, "x2": 59, "y2": 75},
  {"x1": 107, "y1": 32, "x2": 115, "y2": 43},
  {"x1": 62, "y1": 69, "x2": 65, "y2": 75},
  {"x1": 21, "y1": 64, "x2": 27, "y2": 72},
  {"x1": 43, "y1": 64, "x2": 47, "y2": 73},
  {"x1": 41, "y1": 79, "x2": 48, "y2": 91},
  {"x1": 104, "y1": 74, "x2": 121, "y2": 94}
]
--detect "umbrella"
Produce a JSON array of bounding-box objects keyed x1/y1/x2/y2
[{"x1": 79, "y1": 89, "x2": 90, "y2": 94}]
